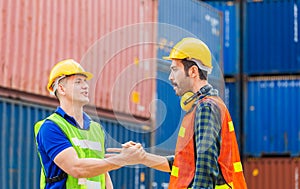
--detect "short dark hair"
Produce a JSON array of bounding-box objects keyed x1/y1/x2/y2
[{"x1": 182, "y1": 59, "x2": 207, "y2": 80}]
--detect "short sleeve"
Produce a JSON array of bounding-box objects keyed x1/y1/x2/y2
[{"x1": 36, "y1": 120, "x2": 72, "y2": 161}]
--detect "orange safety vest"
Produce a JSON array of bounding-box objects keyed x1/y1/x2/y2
[{"x1": 169, "y1": 96, "x2": 247, "y2": 189}]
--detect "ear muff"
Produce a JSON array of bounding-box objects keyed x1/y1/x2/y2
[
  {"x1": 180, "y1": 85, "x2": 212, "y2": 111},
  {"x1": 180, "y1": 91, "x2": 198, "y2": 112}
]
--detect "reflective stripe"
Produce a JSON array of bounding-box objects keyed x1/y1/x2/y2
[
  {"x1": 86, "y1": 180, "x2": 101, "y2": 188},
  {"x1": 228, "y1": 121, "x2": 234, "y2": 132},
  {"x1": 71, "y1": 138, "x2": 102, "y2": 152},
  {"x1": 233, "y1": 161, "x2": 243, "y2": 172},
  {"x1": 178, "y1": 126, "x2": 186, "y2": 138},
  {"x1": 215, "y1": 182, "x2": 233, "y2": 189},
  {"x1": 171, "y1": 166, "x2": 179, "y2": 177}
]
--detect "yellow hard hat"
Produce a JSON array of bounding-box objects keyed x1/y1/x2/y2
[
  {"x1": 47, "y1": 59, "x2": 93, "y2": 93},
  {"x1": 163, "y1": 37, "x2": 212, "y2": 71}
]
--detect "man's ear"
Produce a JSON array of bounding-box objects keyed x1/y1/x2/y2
[
  {"x1": 57, "y1": 84, "x2": 66, "y2": 96},
  {"x1": 188, "y1": 65, "x2": 199, "y2": 78}
]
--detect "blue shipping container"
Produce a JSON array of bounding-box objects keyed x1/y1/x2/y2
[
  {"x1": 208, "y1": 1, "x2": 240, "y2": 76},
  {"x1": 244, "y1": 0, "x2": 300, "y2": 74},
  {"x1": 0, "y1": 97, "x2": 151, "y2": 189},
  {"x1": 152, "y1": 61, "x2": 182, "y2": 189},
  {"x1": 244, "y1": 76, "x2": 300, "y2": 157},
  {"x1": 152, "y1": 170, "x2": 170, "y2": 189},
  {"x1": 155, "y1": 61, "x2": 182, "y2": 151},
  {"x1": 225, "y1": 78, "x2": 242, "y2": 149},
  {"x1": 157, "y1": 0, "x2": 224, "y2": 77}
]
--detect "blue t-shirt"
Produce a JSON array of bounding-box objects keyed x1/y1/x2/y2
[{"x1": 36, "y1": 107, "x2": 100, "y2": 189}]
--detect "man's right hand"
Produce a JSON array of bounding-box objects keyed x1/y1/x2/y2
[{"x1": 106, "y1": 141, "x2": 146, "y2": 166}]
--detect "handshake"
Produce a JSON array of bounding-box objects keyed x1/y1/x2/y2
[
  {"x1": 105, "y1": 141, "x2": 148, "y2": 167},
  {"x1": 104, "y1": 141, "x2": 171, "y2": 173}
]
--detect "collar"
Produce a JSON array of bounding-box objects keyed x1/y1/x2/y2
[
  {"x1": 55, "y1": 107, "x2": 91, "y2": 129},
  {"x1": 197, "y1": 84, "x2": 219, "y2": 100}
]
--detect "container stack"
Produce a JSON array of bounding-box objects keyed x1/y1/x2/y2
[
  {"x1": 209, "y1": 0, "x2": 300, "y2": 188},
  {"x1": 2, "y1": 0, "x2": 299, "y2": 188},
  {"x1": 0, "y1": 0, "x2": 157, "y2": 188},
  {"x1": 206, "y1": 0, "x2": 243, "y2": 149},
  {"x1": 242, "y1": 1, "x2": 300, "y2": 188}
]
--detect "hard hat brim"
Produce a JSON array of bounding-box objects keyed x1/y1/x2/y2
[
  {"x1": 162, "y1": 56, "x2": 185, "y2": 60},
  {"x1": 47, "y1": 71, "x2": 94, "y2": 93},
  {"x1": 162, "y1": 56, "x2": 172, "y2": 60},
  {"x1": 77, "y1": 71, "x2": 94, "y2": 80}
]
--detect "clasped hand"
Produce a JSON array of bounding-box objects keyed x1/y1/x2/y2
[{"x1": 106, "y1": 141, "x2": 146, "y2": 165}]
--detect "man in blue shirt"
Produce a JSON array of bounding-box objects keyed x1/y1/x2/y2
[{"x1": 35, "y1": 59, "x2": 145, "y2": 189}]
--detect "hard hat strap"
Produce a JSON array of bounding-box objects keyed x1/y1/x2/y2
[{"x1": 50, "y1": 75, "x2": 66, "y2": 96}]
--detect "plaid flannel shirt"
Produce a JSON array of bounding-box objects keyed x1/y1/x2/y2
[{"x1": 190, "y1": 87, "x2": 226, "y2": 188}]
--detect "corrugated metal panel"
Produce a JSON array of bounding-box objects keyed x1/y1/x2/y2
[
  {"x1": 225, "y1": 78, "x2": 241, "y2": 149},
  {"x1": 243, "y1": 157, "x2": 300, "y2": 189},
  {"x1": 153, "y1": 170, "x2": 170, "y2": 189},
  {"x1": 208, "y1": 1, "x2": 240, "y2": 76},
  {"x1": 244, "y1": 0, "x2": 300, "y2": 74},
  {"x1": 0, "y1": 0, "x2": 157, "y2": 119},
  {"x1": 157, "y1": 0, "x2": 224, "y2": 93},
  {"x1": 0, "y1": 97, "x2": 152, "y2": 189},
  {"x1": 154, "y1": 61, "x2": 182, "y2": 151},
  {"x1": 0, "y1": 98, "x2": 54, "y2": 189},
  {"x1": 244, "y1": 76, "x2": 300, "y2": 157}
]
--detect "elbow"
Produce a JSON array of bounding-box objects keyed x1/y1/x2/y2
[
  {"x1": 67, "y1": 167, "x2": 85, "y2": 178},
  {"x1": 65, "y1": 163, "x2": 89, "y2": 178}
]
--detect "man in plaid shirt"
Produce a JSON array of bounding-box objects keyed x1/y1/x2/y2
[{"x1": 111, "y1": 37, "x2": 247, "y2": 189}]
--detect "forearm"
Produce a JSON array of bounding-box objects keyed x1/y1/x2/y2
[
  {"x1": 72, "y1": 155, "x2": 125, "y2": 178},
  {"x1": 54, "y1": 148, "x2": 127, "y2": 178},
  {"x1": 142, "y1": 153, "x2": 171, "y2": 172}
]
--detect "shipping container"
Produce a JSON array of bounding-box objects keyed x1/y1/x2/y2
[
  {"x1": 244, "y1": 0, "x2": 300, "y2": 74},
  {"x1": 244, "y1": 76, "x2": 300, "y2": 157},
  {"x1": 225, "y1": 78, "x2": 242, "y2": 149},
  {"x1": 151, "y1": 60, "x2": 180, "y2": 189},
  {"x1": 243, "y1": 157, "x2": 300, "y2": 189},
  {"x1": 157, "y1": 0, "x2": 224, "y2": 88},
  {"x1": 154, "y1": 61, "x2": 182, "y2": 151},
  {"x1": 0, "y1": 0, "x2": 157, "y2": 119},
  {"x1": 152, "y1": 171, "x2": 170, "y2": 189},
  {"x1": 207, "y1": 1, "x2": 240, "y2": 76},
  {"x1": 0, "y1": 97, "x2": 152, "y2": 189}
]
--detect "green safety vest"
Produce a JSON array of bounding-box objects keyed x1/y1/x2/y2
[{"x1": 34, "y1": 113, "x2": 106, "y2": 189}]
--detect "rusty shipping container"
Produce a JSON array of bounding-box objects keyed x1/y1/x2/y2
[
  {"x1": 243, "y1": 158, "x2": 300, "y2": 189},
  {"x1": 0, "y1": 0, "x2": 157, "y2": 119}
]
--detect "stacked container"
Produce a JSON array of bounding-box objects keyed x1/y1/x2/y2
[
  {"x1": 242, "y1": 0, "x2": 300, "y2": 188},
  {"x1": 244, "y1": 0, "x2": 300, "y2": 75},
  {"x1": 0, "y1": 0, "x2": 157, "y2": 188},
  {"x1": 243, "y1": 157, "x2": 300, "y2": 189},
  {"x1": 209, "y1": 0, "x2": 300, "y2": 188},
  {"x1": 207, "y1": 0, "x2": 243, "y2": 150},
  {"x1": 243, "y1": 0, "x2": 300, "y2": 154},
  {"x1": 244, "y1": 76, "x2": 300, "y2": 157}
]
